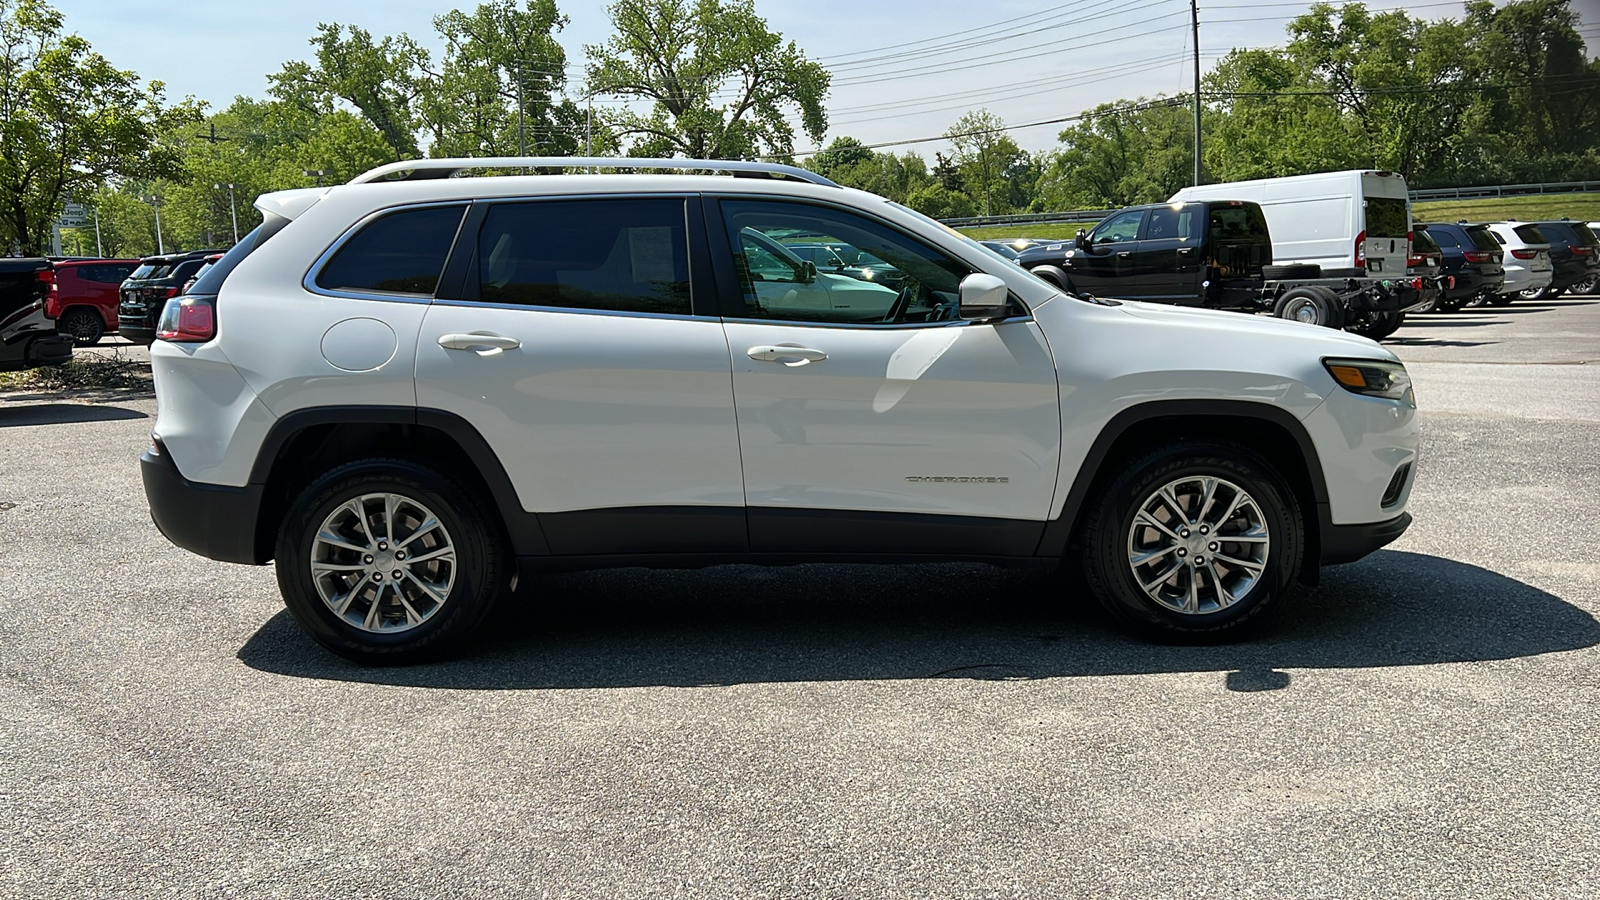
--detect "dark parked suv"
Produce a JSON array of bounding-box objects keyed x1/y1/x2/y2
[
  {"x1": 1519, "y1": 220, "x2": 1599, "y2": 300},
  {"x1": 117, "y1": 250, "x2": 225, "y2": 344},
  {"x1": 1414, "y1": 222, "x2": 1504, "y2": 311}
]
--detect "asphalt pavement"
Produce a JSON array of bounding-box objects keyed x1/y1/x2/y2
[{"x1": 2, "y1": 299, "x2": 1598, "y2": 898}]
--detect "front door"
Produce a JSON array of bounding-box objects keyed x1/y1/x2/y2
[
  {"x1": 414, "y1": 195, "x2": 747, "y2": 555},
  {"x1": 709, "y1": 197, "x2": 1062, "y2": 556},
  {"x1": 1134, "y1": 203, "x2": 1200, "y2": 303},
  {"x1": 1069, "y1": 207, "x2": 1146, "y2": 297}
]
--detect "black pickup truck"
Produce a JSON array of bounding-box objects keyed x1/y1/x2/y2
[
  {"x1": 1016, "y1": 200, "x2": 1419, "y2": 340},
  {"x1": 1, "y1": 258, "x2": 74, "y2": 372}
]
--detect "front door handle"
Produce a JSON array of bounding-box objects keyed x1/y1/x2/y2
[
  {"x1": 438, "y1": 332, "x2": 522, "y2": 352},
  {"x1": 1177, "y1": 247, "x2": 1195, "y2": 255},
  {"x1": 747, "y1": 344, "x2": 827, "y2": 367},
  {"x1": 1116, "y1": 251, "x2": 1133, "y2": 258}
]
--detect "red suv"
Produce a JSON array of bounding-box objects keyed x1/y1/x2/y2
[{"x1": 45, "y1": 259, "x2": 140, "y2": 345}]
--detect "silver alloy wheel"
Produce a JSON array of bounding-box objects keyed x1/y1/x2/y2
[
  {"x1": 1281, "y1": 297, "x2": 1321, "y2": 324},
  {"x1": 310, "y1": 492, "x2": 456, "y2": 633},
  {"x1": 1125, "y1": 475, "x2": 1271, "y2": 615}
]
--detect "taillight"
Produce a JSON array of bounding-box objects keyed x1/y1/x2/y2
[
  {"x1": 1462, "y1": 250, "x2": 1492, "y2": 264},
  {"x1": 1355, "y1": 230, "x2": 1366, "y2": 269},
  {"x1": 1511, "y1": 249, "x2": 1538, "y2": 260},
  {"x1": 156, "y1": 296, "x2": 215, "y2": 342},
  {"x1": 1573, "y1": 246, "x2": 1594, "y2": 257},
  {"x1": 164, "y1": 286, "x2": 180, "y2": 298},
  {"x1": 1407, "y1": 254, "x2": 1422, "y2": 267}
]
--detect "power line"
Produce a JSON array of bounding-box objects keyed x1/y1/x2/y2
[
  {"x1": 828, "y1": 52, "x2": 1189, "y2": 116},
  {"x1": 812, "y1": 0, "x2": 1115, "y2": 63},
  {"x1": 832, "y1": 22, "x2": 1191, "y2": 87}
]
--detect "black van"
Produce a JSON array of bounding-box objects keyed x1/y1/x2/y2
[{"x1": 117, "y1": 250, "x2": 227, "y2": 344}]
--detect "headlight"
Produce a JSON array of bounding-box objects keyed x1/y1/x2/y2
[{"x1": 1323, "y1": 358, "x2": 1414, "y2": 406}]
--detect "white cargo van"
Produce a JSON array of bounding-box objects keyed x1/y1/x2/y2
[{"x1": 1171, "y1": 170, "x2": 1412, "y2": 278}]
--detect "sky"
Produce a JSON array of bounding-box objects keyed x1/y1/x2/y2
[{"x1": 48, "y1": 0, "x2": 1600, "y2": 159}]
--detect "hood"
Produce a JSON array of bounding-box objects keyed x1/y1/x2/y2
[{"x1": 1114, "y1": 299, "x2": 1398, "y2": 360}]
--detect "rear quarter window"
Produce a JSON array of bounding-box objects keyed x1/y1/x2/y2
[
  {"x1": 1466, "y1": 228, "x2": 1500, "y2": 252},
  {"x1": 1514, "y1": 225, "x2": 1548, "y2": 244},
  {"x1": 316, "y1": 205, "x2": 468, "y2": 296}
]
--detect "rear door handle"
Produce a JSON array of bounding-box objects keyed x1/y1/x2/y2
[
  {"x1": 438, "y1": 332, "x2": 522, "y2": 352},
  {"x1": 747, "y1": 345, "x2": 827, "y2": 366}
]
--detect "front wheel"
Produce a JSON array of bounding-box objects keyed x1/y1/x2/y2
[
  {"x1": 275, "y1": 458, "x2": 511, "y2": 665},
  {"x1": 1080, "y1": 442, "x2": 1304, "y2": 642}
]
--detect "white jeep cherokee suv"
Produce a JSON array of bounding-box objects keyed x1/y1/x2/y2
[{"x1": 141, "y1": 158, "x2": 1418, "y2": 664}]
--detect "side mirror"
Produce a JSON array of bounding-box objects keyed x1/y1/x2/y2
[
  {"x1": 958, "y1": 273, "x2": 1010, "y2": 321},
  {"x1": 800, "y1": 260, "x2": 817, "y2": 284},
  {"x1": 1075, "y1": 229, "x2": 1089, "y2": 250}
]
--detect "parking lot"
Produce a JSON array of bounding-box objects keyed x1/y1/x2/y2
[{"x1": 3, "y1": 299, "x2": 1598, "y2": 898}]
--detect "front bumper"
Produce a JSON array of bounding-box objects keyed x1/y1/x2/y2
[
  {"x1": 1320, "y1": 512, "x2": 1412, "y2": 564},
  {"x1": 141, "y1": 443, "x2": 266, "y2": 565}
]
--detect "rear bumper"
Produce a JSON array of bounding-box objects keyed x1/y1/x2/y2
[
  {"x1": 1320, "y1": 512, "x2": 1412, "y2": 565},
  {"x1": 119, "y1": 320, "x2": 157, "y2": 345},
  {"x1": 141, "y1": 443, "x2": 265, "y2": 565}
]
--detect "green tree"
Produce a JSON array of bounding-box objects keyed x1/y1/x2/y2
[
  {"x1": 943, "y1": 109, "x2": 1026, "y2": 217},
  {"x1": 270, "y1": 23, "x2": 427, "y2": 162},
  {"x1": 0, "y1": 0, "x2": 199, "y2": 254},
  {"x1": 584, "y1": 0, "x2": 830, "y2": 159},
  {"x1": 420, "y1": 0, "x2": 588, "y2": 158},
  {"x1": 1043, "y1": 100, "x2": 1193, "y2": 208}
]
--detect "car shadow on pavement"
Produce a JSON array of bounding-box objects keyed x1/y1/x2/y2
[
  {"x1": 0, "y1": 403, "x2": 147, "y2": 428},
  {"x1": 237, "y1": 550, "x2": 1600, "y2": 690}
]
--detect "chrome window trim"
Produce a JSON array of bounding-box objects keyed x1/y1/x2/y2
[
  {"x1": 430, "y1": 298, "x2": 705, "y2": 323},
  {"x1": 718, "y1": 314, "x2": 1034, "y2": 330},
  {"x1": 302, "y1": 200, "x2": 471, "y2": 304}
]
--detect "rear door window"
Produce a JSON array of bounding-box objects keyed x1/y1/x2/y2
[
  {"x1": 1365, "y1": 198, "x2": 1409, "y2": 238},
  {"x1": 316, "y1": 205, "x2": 468, "y2": 297},
  {"x1": 474, "y1": 197, "x2": 691, "y2": 315},
  {"x1": 1466, "y1": 227, "x2": 1500, "y2": 252}
]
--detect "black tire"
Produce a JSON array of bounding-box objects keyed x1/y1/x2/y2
[
  {"x1": 274, "y1": 458, "x2": 511, "y2": 665},
  {"x1": 1080, "y1": 441, "x2": 1304, "y2": 642},
  {"x1": 1274, "y1": 285, "x2": 1345, "y2": 329},
  {"x1": 1434, "y1": 292, "x2": 1468, "y2": 312},
  {"x1": 1485, "y1": 292, "x2": 1515, "y2": 307},
  {"x1": 57, "y1": 308, "x2": 104, "y2": 346},
  {"x1": 1263, "y1": 264, "x2": 1322, "y2": 280},
  {"x1": 1518, "y1": 285, "x2": 1556, "y2": 302},
  {"x1": 1349, "y1": 310, "x2": 1403, "y2": 340},
  {"x1": 1028, "y1": 264, "x2": 1070, "y2": 291},
  {"x1": 1571, "y1": 275, "x2": 1598, "y2": 296}
]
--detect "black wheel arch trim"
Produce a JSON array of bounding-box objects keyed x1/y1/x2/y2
[
  {"x1": 248, "y1": 405, "x2": 551, "y2": 558},
  {"x1": 1033, "y1": 399, "x2": 1330, "y2": 559}
]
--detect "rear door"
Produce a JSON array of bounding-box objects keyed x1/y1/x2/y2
[
  {"x1": 413, "y1": 195, "x2": 748, "y2": 555},
  {"x1": 708, "y1": 196, "x2": 1061, "y2": 555},
  {"x1": 1132, "y1": 203, "x2": 1200, "y2": 302},
  {"x1": 1359, "y1": 179, "x2": 1411, "y2": 276}
]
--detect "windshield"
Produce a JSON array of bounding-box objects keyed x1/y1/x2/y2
[
  {"x1": 1366, "y1": 197, "x2": 1410, "y2": 238},
  {"x1": 886, "y1": 201, "x2": 1019, "y2": 270}
]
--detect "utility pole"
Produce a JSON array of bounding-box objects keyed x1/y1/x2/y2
[
  {"x1": 1191, "y1": 0, "x2": 1203, "y2": 186},
  {"x1": 215, "y1": 183, "x2": 240, "y2": 244},
  {"x1": 516, "y1": 65, "x2": 527, "y2": 156},
  {"x1": 142, "y1": 194, "x2": 164, "y2": 254},
  {"x1": 94, "y1": 206, "x2": 103, "y2": 258}
]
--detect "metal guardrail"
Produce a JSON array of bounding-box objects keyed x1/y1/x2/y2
[
  {"x1": 1409, "y1": 181, "x2": 1600, "y2": 201},
  {"x1": 942, "y1": 208, "x2": 1114, "y2": 228},
  {"x1": 944, "y1": 181, "x2": 1600, "y2": 229}
]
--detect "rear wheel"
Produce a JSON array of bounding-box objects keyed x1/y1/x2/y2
[
  {"x1": 275, "y1": 458, "x2": 510, "y2": 665},
  {"x1": 57, "y1": 308, "x2": 104, "y2": 346},
  {"x1": 1080, "y1": 441, "x2": 1303, "y2": 642},
  {"x1": 1349, "y1": 310, "x2": 1403, "y2": 340},
  {"x1": 1571, "y1": 275, "x2": 1598, "y2": 296},
  {"x1": 1274, "y1": 286, "x2": 1345, "y2": 329},
  {"x1": 1519, "y1": 285, "x2": 1556, "y2": 301}
]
